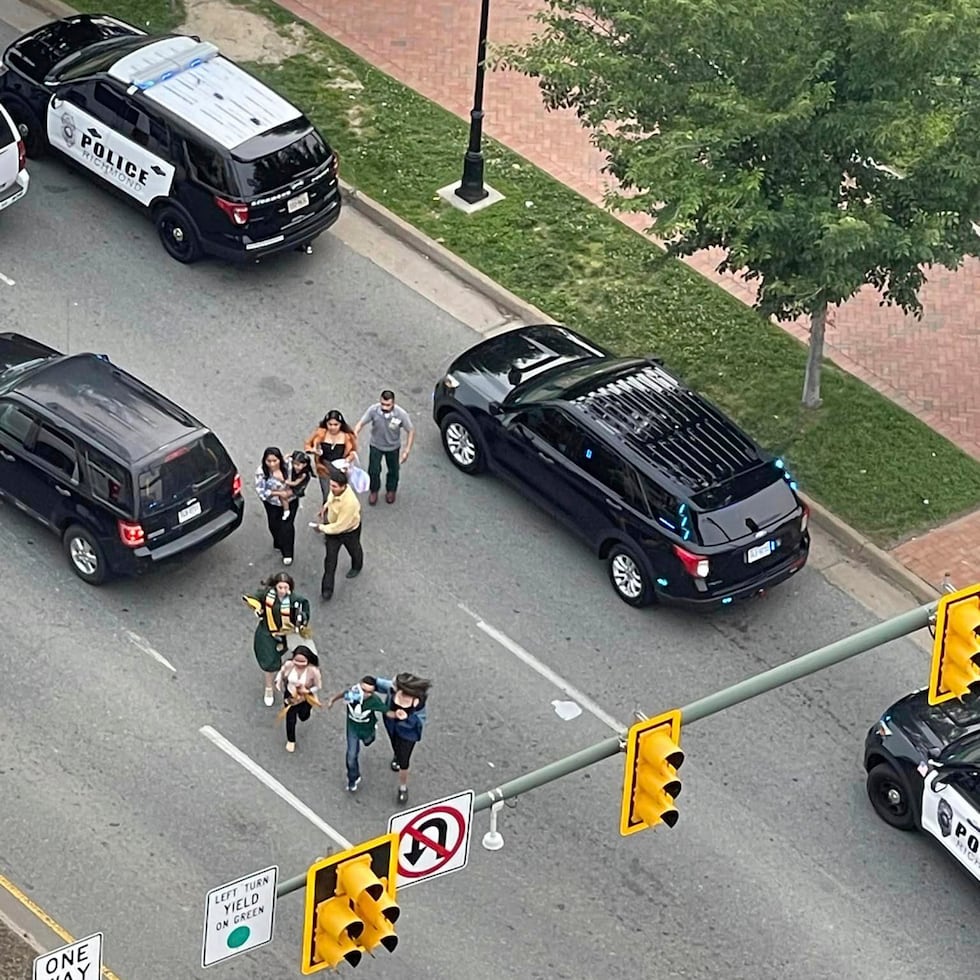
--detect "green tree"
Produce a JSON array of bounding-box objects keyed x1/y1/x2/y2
[{"x1": 498, "y1": 0, "x2": 980, "y2": 406}]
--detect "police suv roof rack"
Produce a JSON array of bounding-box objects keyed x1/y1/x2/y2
[{"x1": 124, "y1": 40, "x2": 220, "y2": 94}]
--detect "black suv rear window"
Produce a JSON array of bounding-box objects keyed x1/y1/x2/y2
[
  {"x1": 231, "y1": 124, "x2": 329, "y2": 195},
  {"x1": 138, "y1": 433, "x2": 230, "y2": 515}
]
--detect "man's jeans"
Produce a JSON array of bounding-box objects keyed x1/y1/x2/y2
[
  {"x1": 368, "y1": 445, "x2": 400, "y2": 493},
  {"x1": 346, "y1": 727, "x2": 375, "y2": 785}
]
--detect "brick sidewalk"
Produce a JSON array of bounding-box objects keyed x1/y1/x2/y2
[{"x1": 279, "y1": 0, "x2": 980, "y2": 590}]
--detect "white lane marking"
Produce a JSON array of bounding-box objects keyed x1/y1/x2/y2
[
  {"x1": 0, "y1": 272, "x2": 15, "y2": 286},
  {"x1": 199, "y1": 725, "x2": 353, "y2": 850},
  {"x1": 458, "y1": 603, "x2": 628, "y2": 735},
  {"x1": 124, "y1": 628, "x2": 176, "y2": 673}
]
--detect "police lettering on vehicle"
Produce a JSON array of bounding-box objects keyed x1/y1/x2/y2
[{"x1": 46, "y1": 100, "x2": 174, "y2": 207}]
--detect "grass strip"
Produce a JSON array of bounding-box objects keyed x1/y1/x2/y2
[{"x1": 75, "y1": 0, "x2": 980, "y2": 545}]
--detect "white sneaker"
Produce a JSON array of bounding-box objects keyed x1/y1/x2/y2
[
  {"x1": 263, "y1": 688, "x2": 274, "y2": 707},
  {"x1": 283, "y1": 557, "x2": 293, "y2": 566}
]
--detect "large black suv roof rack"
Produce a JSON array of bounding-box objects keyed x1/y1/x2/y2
[{"x1": 576, "y1": 362, "x2": 766, "y2": 494}]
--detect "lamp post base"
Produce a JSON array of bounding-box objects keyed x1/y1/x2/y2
[{"x1": 437, "y1": 181, "x2": 505, "y2": 214}]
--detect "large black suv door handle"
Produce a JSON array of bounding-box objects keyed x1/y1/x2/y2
[
  {"x1": 0, "y1": 449, "x2": 13, "y2": 462},
  {"x1": 536, "y1": 451, "x2": 555, "y2": 464},
  {"x1": 55, "y1": 485, "x2": 72, "y2": 497},
  {"x1": 605, "y1": 497, "x2": 623, "y2": 510}
]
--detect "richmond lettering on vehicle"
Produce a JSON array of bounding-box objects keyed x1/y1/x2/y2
[{"x1": 79, "y1": 132, "x2": 150, "y2": 188}]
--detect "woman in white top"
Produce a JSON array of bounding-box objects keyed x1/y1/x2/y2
[{"x1": 275, "y1": 646, "x2": 323, "y2": 752}]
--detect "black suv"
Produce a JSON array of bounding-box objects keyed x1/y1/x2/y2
[
  {"x1": 0, "y1": 15, "x2": 341, "y2": 262},
  {"x1": 432, "y1": 324, "x2": 809, "y2": 608},
  {"x1": 0, "y1": 333, "x2": 244, "y2": 584}
]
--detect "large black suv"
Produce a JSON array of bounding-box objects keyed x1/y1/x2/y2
[
  {"x1": 432, "y1": 324, "x2": 810, "y2": 608},
  {"x1": 0, "y1": 333, "x2": 244, "y2": 584},
  {"x1": 0, "y1": 15, "x2": 341, "y2": 262}
]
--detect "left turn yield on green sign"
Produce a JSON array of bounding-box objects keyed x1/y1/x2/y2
[{"x1": 201, "y1": 866, "x2": 279, "y2": 968}]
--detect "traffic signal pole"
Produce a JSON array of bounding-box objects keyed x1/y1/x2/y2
[{"x1": 276, "y1": 599, "x2": 937, "y2": 898}]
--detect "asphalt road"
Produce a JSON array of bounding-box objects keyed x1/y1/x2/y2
[{"x1": 0, "y1": 8, "x2": 978, "y2": 979}]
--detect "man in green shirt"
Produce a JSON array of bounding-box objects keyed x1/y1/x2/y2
[{"x1": 327, "y1": 675, "x2": 389, "y2": 792}]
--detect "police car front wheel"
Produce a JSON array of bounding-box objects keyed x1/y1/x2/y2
[
  {"x1": 7, "y1": 101, "x2": 46, "y2": 158},
  {"x1": 155, "y1": 205, "x2": 203, "y2": 264},
  {"x1": 867, "y1": 762, "x2": 916, "y2": 831}
]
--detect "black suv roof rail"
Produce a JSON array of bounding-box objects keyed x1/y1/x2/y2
[{"x1": 577, "y1": 363, "x2": 765, "y2": 495}]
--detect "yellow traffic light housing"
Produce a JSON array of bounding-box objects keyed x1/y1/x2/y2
[
  {"x1": 301, "y1": 833, "x2": 400, "y2": 974},
  {"x1": 929, "y1": 584, "x2": 980, "y2": 705},
  {"x1": 620, "y1": 709, "x2": 684, "y2": 837}
]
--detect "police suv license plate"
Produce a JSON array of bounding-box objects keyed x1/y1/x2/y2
[
  {"x1": 178, "y1": 500, "x2": 202, "y2": 524},
  {"x1": 287, "y1": 192, "x2": 310, "y2": 213},
  {"x1": 747, "y1": 540, "x2": 775, "y2": 563}
]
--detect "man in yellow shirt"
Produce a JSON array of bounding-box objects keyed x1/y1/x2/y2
[{"x1": 315, "y1": 471, "x2": 363, "y2": 600}]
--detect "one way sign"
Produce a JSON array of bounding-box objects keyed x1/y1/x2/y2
[{"x1": 387, "y1": 790, "x2": 474, "y2": 889}]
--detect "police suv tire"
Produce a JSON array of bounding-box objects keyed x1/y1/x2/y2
[
  {"x1": 439, "y1": 411, "x2": 486, "y2": 474},
  {"x1": 866, "y1": 762, "x2": 915, "y2": 831},
  {"x1": 154, "y1": 204, "x2": 203, "y2": 264},
  {"x1": 608, "y1": 544, "x2": 655, "y2": 607},
  {"x1": 7, "y1": 101, "x2": 46, "y2": 158},
  {"x1": 63, "y1": 524, "x2": 108, "y2": 586}
]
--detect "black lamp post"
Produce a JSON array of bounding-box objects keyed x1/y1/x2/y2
[{"x1": 455, "y1": 0, "x2": 492, "y2": 204}]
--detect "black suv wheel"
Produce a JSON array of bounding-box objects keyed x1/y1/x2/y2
[
  {"x1": 63, "y1": 524, "x2": 108, "y2": 585},
  {"x1": 440, "y1": 411, "x2": 486, "y2": 474},
  {"x1": 866, "y1": 762, "x2": 915, "y2": 830},
  {"x1": 7, "y1": 100, "x2": 46, "y2": 157},
  {"x1": 607, "y1": 544, "x2": 654, "y2": 607},
  {"x1": 155, "y1": 204, "x2": 203, "y2": 263}
]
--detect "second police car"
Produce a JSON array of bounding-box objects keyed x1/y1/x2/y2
[
  {"x1": 864, "y1": 688, "x2": 980, "y2": 884},
  {"x1": 0, "y1": 14, "x2": 341, "y2": 262}
]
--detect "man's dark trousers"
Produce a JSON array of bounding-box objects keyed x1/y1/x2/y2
[
  {"x1": 368, "y1": 446, "x2": 400, "y2": 493},
  {"x1": 321, "y1": 525, "x2": 363, "y2": 598}
]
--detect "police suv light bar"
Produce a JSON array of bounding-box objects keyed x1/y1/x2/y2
[{"x1": 127, "y1": 42, "x2": 220, "y2": 93}]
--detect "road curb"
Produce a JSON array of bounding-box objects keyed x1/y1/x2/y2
[{"x1": 338, "y1": 184, "x2": 942, "y2": 606}]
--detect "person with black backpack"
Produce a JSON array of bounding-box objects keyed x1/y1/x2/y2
[{"x1": 376, "y1": 672, "x2": 431, "y2": 805}]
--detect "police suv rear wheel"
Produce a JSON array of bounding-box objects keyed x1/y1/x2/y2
[
  {"x1": 608, "y1": 544, "x2": 655, "y2": 608},
  {"x1": 8, "y1": 101, "x2": 46, "y2": 157},
  {"x1": 63, "y1": 524, "x2": 107, "y2": 586},
  {"x1": 867, "y1": 762, "x2": 915, "y2": 830},
  {"x1": 155, "y1": 205, "x2": 202, "y2": 264}
]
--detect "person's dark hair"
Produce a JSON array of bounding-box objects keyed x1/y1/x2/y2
[
  {"x1": 319, "y1": 409, "x2": 354, "y2": 434},
  {"x1": 360, "y1": 675, "x2": 377, "y2": 687},
  {"x1": 262, "y1": 571, "x2": 295, "y2": 590},
  {"x1": 291, "y1": 645, "x2": 319, "y2": 667},
  {"x1": 329, "y1": 469, "x2": 349, "y2": 488},
  {"x1": 395, "y1": 672, "x2": 431, "y2": 701},
  {"x1": 380, "y1": 389, "x2": 395, "y2": 402},
  {"x1": 291, "y1": 450, "x2": 310, "y2": 468},
  {"x1": 260, "y1": 446, "x2": 285, "y2": 478}
]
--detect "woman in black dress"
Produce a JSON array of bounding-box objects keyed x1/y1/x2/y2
[{"x1": 305, "y1": 410, "x2": 358, "y2": 500}]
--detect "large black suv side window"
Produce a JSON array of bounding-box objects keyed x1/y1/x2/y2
[
  {"x1": 184, "y1": 139, "x2": 234, "y2": 196},
  {"x1": 521, "y1": 407, "x2": 581, "y2": 458},
  {"x1": 30, "y1": 423, "x2": 79, "y2": 480},
  {"x1": 0, "y1": 402, "x2": 37, "y2": 446},
  {"x1": 85, "y1": 446, "x2": 132, "y2": 511},
  {"x1": 577, "y1": 438, "x2": 650, "y2": 514}
]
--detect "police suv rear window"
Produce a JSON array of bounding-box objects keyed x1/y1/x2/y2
[
  {"x1": 138, "y1": 433, "x2": 229, "y2": 515},
  {"x1": 231, "y1": 125, "x2": 328, "y2": 196}
]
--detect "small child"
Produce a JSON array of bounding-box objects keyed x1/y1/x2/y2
[{"x1": 280, "y1": 451, "x2": 312, "y2": 520}]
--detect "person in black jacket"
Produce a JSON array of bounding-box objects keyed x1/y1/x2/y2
[{"x1": 377, "y1": 673, "x2": 431, "y2": 805}]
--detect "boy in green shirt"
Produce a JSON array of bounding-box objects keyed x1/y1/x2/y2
[{"x1": 327, "y1": 675, "x2": 389, "y2": 792}]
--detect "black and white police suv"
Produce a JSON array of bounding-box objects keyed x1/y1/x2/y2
[
  {"x1": 864, "y1": 688, "x2": 980, "y2": 884},
  {"x1": 0, "y1": 14, "x2": 341, "y2": 262}
]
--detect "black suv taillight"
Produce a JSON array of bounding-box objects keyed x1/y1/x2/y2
[
  {"x1": 673, "y1": 544, "x2": 710, "y2": 579},
  {"x1": 215, "y1": 196, "x2": 249, "y2": 225}
]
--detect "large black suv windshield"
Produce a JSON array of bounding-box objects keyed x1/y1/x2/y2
[{"x1": 508, "y1": 358, "x2": 617, "y2": 405}]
